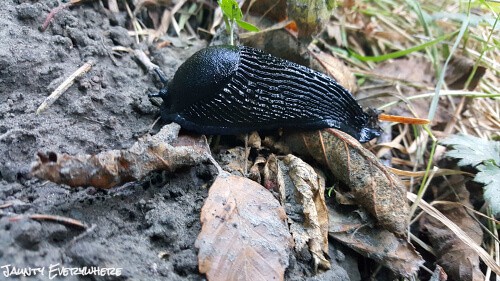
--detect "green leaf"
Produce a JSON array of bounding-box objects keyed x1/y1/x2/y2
[
  {"x1": 477, "y1": 162, "x2": 500, "y2": 216},
  {"x1": 218, "y1": 0, "x2": 242, "y2": 21},
  {"x1": 349, "y1": 31, "x2": 458, "y2": 63},
  {"x1": 235, "y1": 19, "x2": 260, "y2": 32},
  {"x1": 441, "y1": 134, "x2": 500, "y2": 167}
]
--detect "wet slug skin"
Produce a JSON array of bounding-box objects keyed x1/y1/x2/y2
[{"x1": 153, "y1": 45, "x2": 382, "y2": 143}]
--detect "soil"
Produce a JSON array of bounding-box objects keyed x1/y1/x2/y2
[{"x1": 0, "y1": 1, "x2": 359, "y2": 280}]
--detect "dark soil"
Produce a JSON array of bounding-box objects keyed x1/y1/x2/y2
[{"x1": 0, "y1": 1, "x2": 358, "y2": 280}]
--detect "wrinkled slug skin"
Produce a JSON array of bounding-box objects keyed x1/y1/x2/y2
[{"x1": 157, "y1": 45, "x2": 381, "y2": 143}]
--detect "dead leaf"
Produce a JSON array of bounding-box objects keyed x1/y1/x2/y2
[
  {"x1": 248, "y1": 155, "x2": 266, "y2": 183},
  {"x1": 328, "y1": 206, "x2": 423, "y2": 277},
  {"x1": 430, "y1": 265, "x2": 448, "y2": 281},
  {"x1": 196, "y1": 173, "x2": 293, "y2": 281},
  {"x1": 308, "y1": 48, "x2": 357, "y2": 93},
  {"x1": 31, "y1": 123, "x2": 210, "y2": 189},
  {"x1": 284, "y1": 129, "x2": 409, "y2": 236},
  {"x1": 445, "y1": 56, "x2": 486, "y2": 90},
  {"x1": 216, "y1": 147, "x2": 249, "y2": 176},
  {"x1": 282, "y1": 155, "x2": 330, "y2": 270},
  {"x1": 420, "y1": 177, "x2": 484, "y2": 281}
]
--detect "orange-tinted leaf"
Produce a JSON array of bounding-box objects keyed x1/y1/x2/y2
[
  {"x1": 284, "y1": 129, "x2": 409, "y2": 236},
  {"x1": 196, "y1": 173, "x2": 293, "y2": 281}
]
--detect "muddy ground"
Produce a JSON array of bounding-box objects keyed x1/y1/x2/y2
[{"x1": 0, "y1": 1, "x2": 368, "y2": 280}]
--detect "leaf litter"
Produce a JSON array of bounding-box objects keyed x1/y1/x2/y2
[
  {"x1": 283, "y1": 128, "x2": 410, "y2": 236},
  {"x1": 419, "y1": 177, "x2": 485, "y2": 281}
]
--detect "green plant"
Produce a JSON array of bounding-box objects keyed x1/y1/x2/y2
[
  {"x1": 442, "y1": 135, "x2": 500, "y2": 216},
  {"x1": 217, "y1": 0, "x2": 259, "y2": 45}
]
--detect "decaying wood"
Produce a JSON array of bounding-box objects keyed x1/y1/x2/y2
[{"x1": 31, "y1": 123, "x2": 211, "y2": 189}]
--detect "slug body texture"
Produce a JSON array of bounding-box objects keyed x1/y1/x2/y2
[{"x1": 156, "y1": 45, "x2": 381, "y2": 143}]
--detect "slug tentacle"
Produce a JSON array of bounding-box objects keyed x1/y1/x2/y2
[
  {"x1": 155, "y1": 45, "x2": 382, "y2": 143},
  {"x1": 155, "y1": 68, "x2": 169, "y2": 84}
]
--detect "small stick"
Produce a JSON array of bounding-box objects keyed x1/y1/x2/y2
[
  {"x1": 9, "y1": 214, "x2": 88, "y2": 230},
  {"x1": 0, "y1": 202, "x2": 14, "y2": 209},
  {"x1": 40, "y1": 3, "x2": 72, "y2": 32},
  {"x1": 134, "y1": 49, "x2": 159, "y2": 72},
  {"x1": 378, "y1": 113, "x2": 430, "y2": 125},
  {"x1": 107, "y1": 0, "x2": 119, "y2": 14},
  {"x1": 36, "y1": 61, "x2": 94, "y2": 115}
]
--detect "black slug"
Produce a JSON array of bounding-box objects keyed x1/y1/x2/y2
[{"x1": 152, "y1": 45, "x2": 381, "y2": 143}]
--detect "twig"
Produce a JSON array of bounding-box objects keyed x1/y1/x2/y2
[
  {"x1": 107, "y1": 0, "x2": 119, "y2": 14},
  {"x1": 64, "y1": 224, "x2": 96, "y2": 250},
  {"x1": 40, "y1": 3, "x2": 72, "y2": 32},
  {"x1": 134, "y1": 49, "x2": 159, "y2": 71},
  {"x1": 36, "y1": 61, "x2": 94, "y2": 115},
  {"x1": 9, "y1": 213, "x2": 88, "y2": 230},
  {"x1": 0, "y1": 202, "x2": 14, "y2": 209}
]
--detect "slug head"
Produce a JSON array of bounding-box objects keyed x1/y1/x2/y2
[
  {"x1": 150, "y1": 68, "x2": 169, "y2": 102},
  {"x1": 359, "y1": 108, "x2": 382, "y2": 142},
  {"x1": 167, "y1": 45, "x2": 240, "y2": 112}
]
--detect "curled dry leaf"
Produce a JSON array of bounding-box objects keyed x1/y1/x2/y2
[
  {"x1": 263, "y1": 154, "x2": 285, "y2": 203},
  {"x1": 282, "y1": 155, "x2": 330, "y2": 270},
  {"x1": 31, "y1": 123, "x2": 211, "y2": 189},
  {"x1": 420, "y1": 178, "x2": 484, "y2": 281},
  {"x1": 284, "y1": 128, "x2": 409, "y2": 236},
  {"x1": 430, "y1": 265, "x2": 448, "y2": 281},
  {"x1": 196, "y1": 173, "x2": 293, "y2": 281},
  {"x1": 328, "y1": 206, "x2": 423, "y2": 277}
]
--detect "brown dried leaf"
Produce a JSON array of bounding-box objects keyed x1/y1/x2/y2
[
  {"x1": 217, "y1": 147, "x2": 248, "y2": 176},
  {"x1": 445, "y1": 56, "x2": 486, "y2": 90},
  {"x1": 420, "y1": 178, "x2": 484, "y2": 281},
  {"x1": 248, "y1": 155, "x2": 266, "y2": 183},
  {"x1": 430, "y1": 265, "x2": 448, "y2": 281},
  {"x1": 328, "y1": 207, "x2": 423, "y2": 277},
  {"x1": 282, "y1": 155, "x2": 330, "y2": 270},
  {"x1": 309, "y1": 49, "x2": 357, "y2": 93},
  {"x1": 284, "y1": 129, "x2": 409, "y2": 235},
  {"x1": 196, "y1": 173, "x2": 293, "y2": 281},
  {"x1": 31, "y1": 123, "x2": 210, "y2": 189}
]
